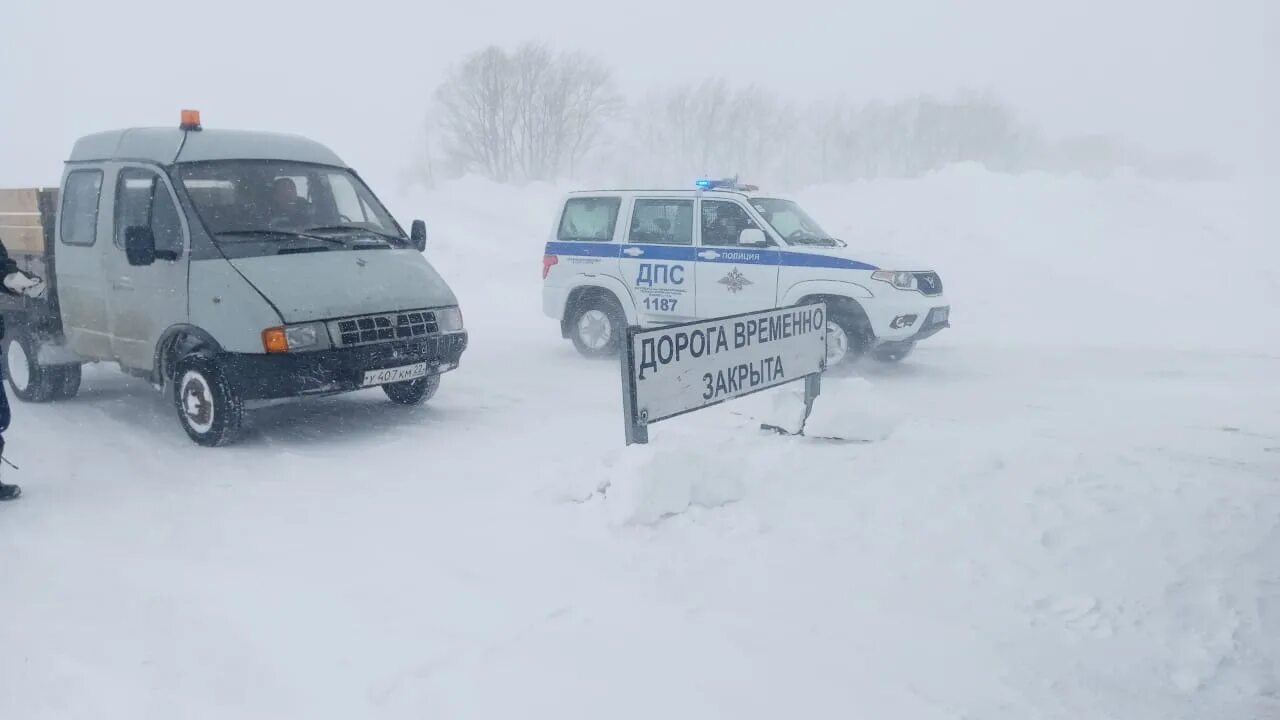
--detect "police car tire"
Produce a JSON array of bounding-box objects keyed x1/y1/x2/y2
[
  {"x1": 825, "y1": 311, "x2": 868, "y2": 367},
  {"x1": 384, "y1": 374, "x2": 441, "y2": 406},
  {"x1": 173, "y1": 355, "x2": 244, "y2": 447},
  {"x1": 569, "y1": 297, "x2": 624, "y2": 357},
  {"x1": 3, "y1": 332, "x2": 58, "y2": 403},
  {"x1": 871, "y1": 344, "x2": 915, "y2": 363}
]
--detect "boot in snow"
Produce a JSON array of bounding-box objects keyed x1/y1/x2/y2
[{"x1": 0, "y1": 481, "x2": 19, "y2": 501}]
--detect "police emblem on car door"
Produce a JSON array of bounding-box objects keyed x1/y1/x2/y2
[{"x1": 718, "y1": 268, "x2": 753, "y2": 294}]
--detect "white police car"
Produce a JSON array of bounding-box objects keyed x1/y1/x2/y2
[{"x1": 542, "y1": 178, "x2": 949, "y2": 365}]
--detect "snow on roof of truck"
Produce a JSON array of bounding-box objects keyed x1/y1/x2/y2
[{"x1": 67, "y1": 128, "x2": 347, "y2": 168}]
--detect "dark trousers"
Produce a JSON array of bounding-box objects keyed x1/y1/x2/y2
[{"x1": 0, "y1": 356, "x2": 9, "y2": 459}]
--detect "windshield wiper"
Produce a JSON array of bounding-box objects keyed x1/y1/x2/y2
[
  {"x1": 790, "y1": 235, "x2": 845, "y2": 247},
  {"x1": 304, "y1": 225, "x2": 405, "y2": 245},
  {"x1": 215, "y1": 229, "x2": 348, "y2": 246}
]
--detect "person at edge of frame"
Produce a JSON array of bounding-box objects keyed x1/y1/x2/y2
[{"x1": 0, "y1": 234, "x2": 48, "y2": 501}]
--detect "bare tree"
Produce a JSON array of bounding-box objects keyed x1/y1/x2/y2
[{"x1": 432, "y1": 43, "x2": 621, "y2": 183}]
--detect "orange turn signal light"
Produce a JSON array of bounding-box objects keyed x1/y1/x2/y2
[
  {"x1": 262, "y1": 327, "x2": 289, "y2": 353},
  {"x1": 180, "y1": 109, "x2": 202, "y2": 131}
]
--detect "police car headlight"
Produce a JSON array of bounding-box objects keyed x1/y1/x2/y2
[
  {"x1": 872, "y1": 271, "x2": 916, "y2": 290},
  {"x1": 437, "y1": 306, "x2": 464, "y2": 332}
]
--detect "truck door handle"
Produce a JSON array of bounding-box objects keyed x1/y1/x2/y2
[
  {"x1": 622, "y1": 247, "x2": 644, "y2": 257},
  {"x1": 113, "y1": 278, "x2": 135, "y2": 291},
  {"x1": 697, "y1": 250, "x2": 720, "y2": 260}
]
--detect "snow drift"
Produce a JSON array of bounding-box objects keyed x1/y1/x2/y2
[{"x1": 1, "y1": 167, "x2": 1274, "y2": 720}]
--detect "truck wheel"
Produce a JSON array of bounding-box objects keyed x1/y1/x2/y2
[
  {"x1": 49, "y1": 364, "x2": 83, "y2": 400},
  {"x1": 3, "y1": 333, "x2": 57, "y2": 402},
  {"x1": 174, "y1": 355, "x2": 244, "y2": 447},
  {"x1": 871, "y1": 344, "x2": 915, "y2": 363},
  {"x1": 569, "y1": 296, "x2": 624, "y2": 357},
  {"x1": 383, "y1": 374, "x2": 441, "y2": 406}
]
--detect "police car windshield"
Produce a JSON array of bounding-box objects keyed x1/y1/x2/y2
[
  {"x1": 750, "y1": 198, "x2": 843, "y2": 247},
  {"x1": 178, "y1": 161, "x2": 404, "y2": 248}
]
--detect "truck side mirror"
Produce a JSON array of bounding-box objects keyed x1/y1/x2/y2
[
  {"x1": 739, "y1": 228, "x2": 767, "y2": 247},
  {"x1": 410, "y1": 219, "x2": 427, "y2": 252},
  {"x1": 125, "y1": 226, "x2": 157, "y2": 266}
]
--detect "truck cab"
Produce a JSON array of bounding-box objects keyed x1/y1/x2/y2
[
  {"x1": 542, "y1": 178, "x2": 949, "y2": 366},
  {"x1": 0, "y1": 112, "x2": 467, "y2": 445}
]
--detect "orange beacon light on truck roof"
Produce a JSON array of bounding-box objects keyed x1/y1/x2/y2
[{"x1": 180, "y1": 110, "x2": 202, "y2": 131}]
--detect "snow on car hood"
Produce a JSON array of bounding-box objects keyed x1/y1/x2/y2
[
  {"x1": 229, "y1": 249, "x2": 459, "y2": 323},
  {"x1": 787, "y1": 244, "x2": 934, "y2": 272}
]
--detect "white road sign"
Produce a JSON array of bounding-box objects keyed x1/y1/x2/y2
[{"x1": 621, "y1": 302, "x2": 827, "y2": 443}]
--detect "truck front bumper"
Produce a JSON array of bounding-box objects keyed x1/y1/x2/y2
[{"x1": 221, "y1": 331, "x2": 468, "y2": 401}]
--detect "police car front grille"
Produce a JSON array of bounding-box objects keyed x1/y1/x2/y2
[
  {"x1": 331, "y1": 310, "x2": 439, "y2": 348},
  {"x1": 914, "y1": 272, "x2": 943, "y2": 296}
]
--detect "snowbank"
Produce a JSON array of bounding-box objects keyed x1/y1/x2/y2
[{"x1": 2, "y1": 169, "x2": 1274, "y2": 720}]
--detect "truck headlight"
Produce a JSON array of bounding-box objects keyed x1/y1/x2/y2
[
  {"x1": 871, "y1": 270, "x2": 917, "y2": 290},
  {"x1": 285, "y1": 324, "x2": 320, "y2": 349},
  {"x1": 437, "y1": 307, "x2": 464, "y2": 332},
  {"x1": 262, "y1": 323, "x2": 327, "y2": 353}
]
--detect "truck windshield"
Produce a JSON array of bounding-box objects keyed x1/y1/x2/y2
[
  {"x1": 749, "y1": 198, "x2": 843, "y2": 247},
  {"x1": 177, "y1": 161, "x2": 405, "y2": 249}
]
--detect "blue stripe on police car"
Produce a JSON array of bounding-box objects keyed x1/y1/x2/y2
[{"x1": 543, "y1": 242, "x2": 879, "y2": 271}]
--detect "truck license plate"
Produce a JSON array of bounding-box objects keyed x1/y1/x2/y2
[{"x1": 362, "y1": 362, "x2": 428, "y2": 387}]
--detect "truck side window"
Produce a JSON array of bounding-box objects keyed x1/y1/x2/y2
[
  {"x1": 114, "y1": 169, "x2": 184, "y2": 257},
  {"x1": 701, "y1": 200, "x2": 761, "y2": 247},
  {"x1": 629, "y1": 199, "x2": 693, "y2": 245},
  {"x1": 60, "y1": 170, "x2": 103, "y2": 247},
  {"x1": 557, "y1": 197, "x2": 620, "y2": 242}
]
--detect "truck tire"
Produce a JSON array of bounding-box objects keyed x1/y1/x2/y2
[
  {"x1": 3, "y1": 333, "x2": 57, "y2": 403},
  {"x1": 383, "y1": 374, "x2": 441, "y2": 406},
  {"x1": 173, "y1": 355, "x2": 244, "y2": 447},
  {"x1": 569, "y1": 295, "x2": 625, "y2": 357},
  {"x1": 49, "y1": 364, "x2": 83, "y2": 400}
]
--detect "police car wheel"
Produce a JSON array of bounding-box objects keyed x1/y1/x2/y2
[
  {"x1": 824, "y1": 318, "x2": 862, "y2": 367},
  {"x1": 570, "y1": 301, "x2": 623, "y2": 357},
  {"x1": 871, "y1": 344, "x2": 915, "y2": 363},
  {"x1": 173, "y1": 355, "x2": 244, "y2": 447},
  {"x1": 384, "y1": 374, "x2": 441, "y2": 406}
]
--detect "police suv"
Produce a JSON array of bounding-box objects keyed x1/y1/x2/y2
[{"x1": 542, "y1": 179, "x2": 949, "y2": 366}]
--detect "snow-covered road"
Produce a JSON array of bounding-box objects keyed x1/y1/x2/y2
[{"x1": 2, "y1": 170, "x2": 1276, "y2": 719}]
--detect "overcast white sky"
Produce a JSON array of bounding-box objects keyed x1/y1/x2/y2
[{"x1": 0, "y1": 0, "x2": 1271, "y2": 189}]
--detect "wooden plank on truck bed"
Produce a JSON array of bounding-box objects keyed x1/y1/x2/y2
[{"x1": 0, "y1": 187, "x2": 56, "y2": 255}]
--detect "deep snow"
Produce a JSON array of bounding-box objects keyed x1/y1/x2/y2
[{"x1": 1, "y1": 168, "x2": 1276, "y2": 720}]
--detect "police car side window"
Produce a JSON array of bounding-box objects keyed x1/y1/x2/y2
[
  {"x1": 558, "y1": 197, "x2": 620, "y2": 242},
  {"x1": 629, "y1": 199, "x2": 693, "y2": 245},
  {"x1": 701, "y1": 200, "x2": 761, "y2": 247}
]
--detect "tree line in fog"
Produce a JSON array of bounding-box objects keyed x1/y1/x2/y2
[{"x1": 415, "y1": 43, "x2": 1224, "y2": 188}]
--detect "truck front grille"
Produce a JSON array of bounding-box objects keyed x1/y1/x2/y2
[
  {"x1": 913, "y1": 272, "x2": 943, "y2": 296},
  {"x1": 330, "y1": 310, "x2": 439, "y2": 348}
]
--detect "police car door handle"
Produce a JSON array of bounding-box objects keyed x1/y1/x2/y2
[
  {"x1": 697, "y1": 250, "x2": 720, "y2": 260},
  {"x1": 113, "y1": 278, "x2": 135, "y2": 291},
  {"x1": 622, "y1": 247, "x2": 644, "y2": 257}
]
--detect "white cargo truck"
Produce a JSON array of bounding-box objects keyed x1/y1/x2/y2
[{"x1": 0, "y1": 111, "x2": 467, "y2": 446}]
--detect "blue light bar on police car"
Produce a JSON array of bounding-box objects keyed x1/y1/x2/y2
[{"x1": 695, "y1": 177, "x2": 758, "y2": 192}]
